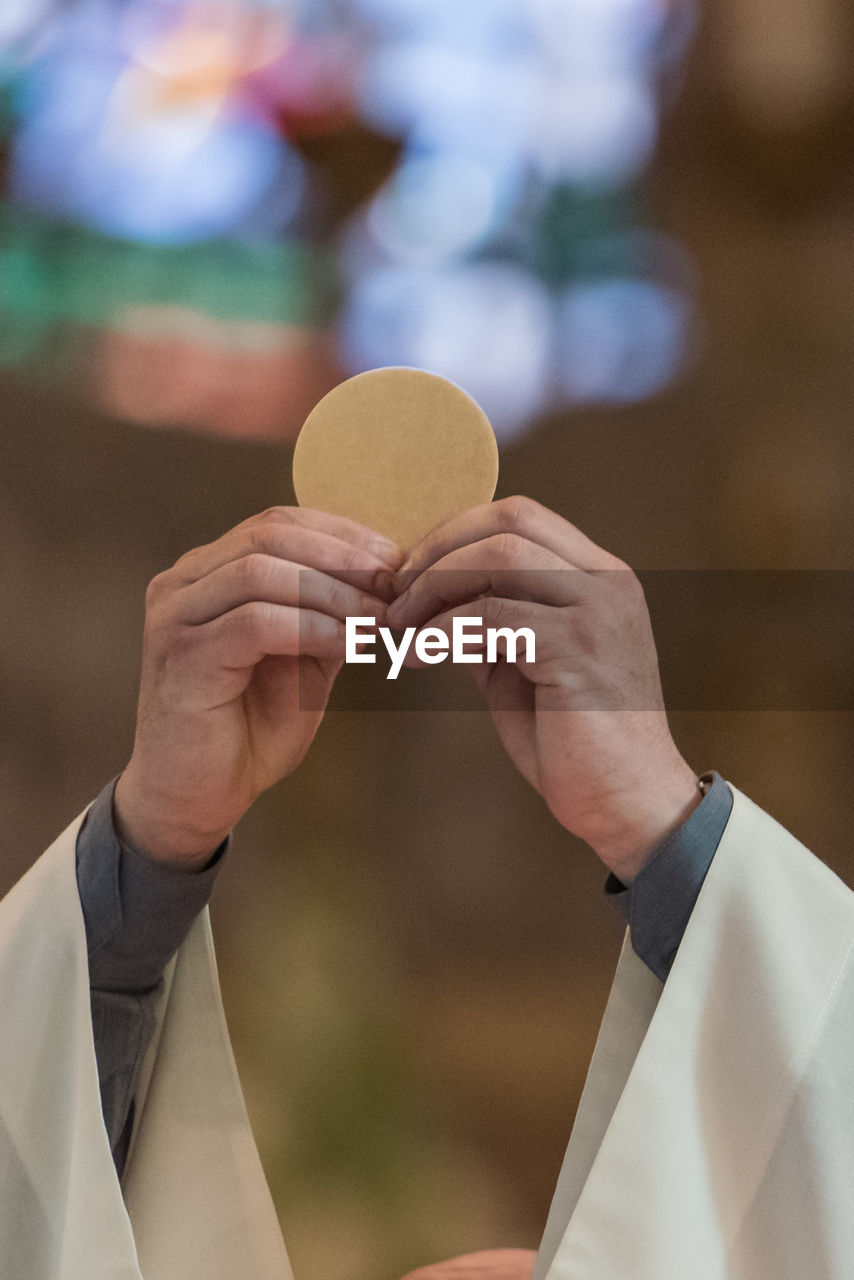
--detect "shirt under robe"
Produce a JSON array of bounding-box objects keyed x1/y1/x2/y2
[{"x1": 75, "y1": 772, "x2": 732, "y2": 1173}]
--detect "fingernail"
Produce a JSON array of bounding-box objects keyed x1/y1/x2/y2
[
  {"x1": 372, "y1": 569, "x2": 395, "y2": 603},
  {"x1": 391, "y1": 564, "x2": 414, "y2": 594},
  {"x1": 374, "y1": 539, "x2": 405, "y2": 568}
]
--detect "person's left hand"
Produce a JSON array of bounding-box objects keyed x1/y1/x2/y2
[
  {"x1": 397, "y1": 1248, "x2": 536, "y2": 1280},
  {"x1": 387, "y1": 497, "x2": 701, "y2": 884}
]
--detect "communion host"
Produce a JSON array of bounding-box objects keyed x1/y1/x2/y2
[{"x1": 1, "y1": 498, "x2": 851, "y2": 1280}]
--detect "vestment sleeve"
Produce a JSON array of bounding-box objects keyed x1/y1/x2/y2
[
  {"x1": 0, "y1": 802, "x2": 293, "y2": 1279},
  {"x1": 76, "y1": 775, "x2": 226, "y2": 1172},
  {"x1": 534, "y1": 784, "x2": 854, "y2": 1280}
]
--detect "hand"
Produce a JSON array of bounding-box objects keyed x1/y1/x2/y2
[
  {"x1": 114, "y1": 507, "x2": 401, "y2": 868},
  {"x1": 387, "y1": 497, "x2": 700, "y2": 883},
  {"x1": 398, "y1": 1249, "x2": 536, "y2": 1280}
]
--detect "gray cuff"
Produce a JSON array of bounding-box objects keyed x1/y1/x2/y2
[
  {"x1": 76, "y1": 774, "x2": 228, "y2": 994},
  {"x1": 605, "y1": 771, "x2": 734, "y2": 982}
]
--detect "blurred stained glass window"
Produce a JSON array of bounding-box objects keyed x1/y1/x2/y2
[{"x1": 0, "y1": 0, "x2": 698, "y2": 442}]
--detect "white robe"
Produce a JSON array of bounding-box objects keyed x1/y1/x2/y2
[
  {"x1": 1, "y1": 782, "x2": 852, "y2": 1279},
  {"x1": 534, "y1": 784, "x2": 854, "y2": 1280},
  {"x1": 0, "y1": 802, "x2": 292, "y2": 1280}
]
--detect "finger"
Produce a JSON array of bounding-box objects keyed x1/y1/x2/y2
[
  {"x1": 197, "y1": 600, "x2": 352, "y2": 671},
  {"x1": 171, "y1": 555, "x2": 388, "y2": 627},
  {"x1": 162, "y1": 523, "x2": 398, "y2": 604},
  {"x1": 252, "y1": 506, "x2": 404, "y2": 565},
  {"x1": 394, "y1": 495, "x2": 617, "y2": 591},
  {"x1": 388, "y1": 536, "x2": 584, "y2": 628},
  {"x1": 466, "y1": 651, "x2": 534, "y2": 723}
]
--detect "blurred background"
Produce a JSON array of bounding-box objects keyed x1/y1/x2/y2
[{"x1": 3, "y1": 1, "x2": 854, "y2": 1277}]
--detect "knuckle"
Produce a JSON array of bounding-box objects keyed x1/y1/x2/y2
[
  {"x1": 318, "y1": 573, "x2": 345, "y2": 610},
  {"x1": 234, "y1": 599, "x2": 271, "y2": 637},
  {"x1": 239, "y1": 552, "x2": 273, "y2": 588},
  {"x1": 490, "y1": 532, "x2": 527, "y2": 566},
  {"x1": 613, "y1": 563, "x2": 645, "y2": 603},
  {"x1": 247, "y1": 522, "x2": 274, "y2": 554},
  {"x1": 605, "y1": 552, "x2": 632, "y2": 574},
  {"x1": 147, "y1": 620, "x2": 196, "y2": 674},
  {"x1": 171, "y1": 547, "x2": 199, "y2": 577},
  {"x1": 144, "y1": 570, "x2": 170, "y2": 607},
  {"x1": 496, "y1": 495, "x2": 538, "y2": 530},
  {"x1": 593, "y1": 558, "x2": 644, "y2": 604},
  {"x1": 256, "y1": 505, "x2": 295, "y2": 524}
]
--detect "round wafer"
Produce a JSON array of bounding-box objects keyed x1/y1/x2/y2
[{"x1": 293, "y1": 367, "x2": 499, "y2": 550}]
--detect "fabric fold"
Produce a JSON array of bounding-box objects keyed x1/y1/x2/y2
[
  {"x1": 0, "y1": 805, "x2": 293, "y2": 1280},
  {"x1": 535, "y1": 783, "x2": 854, "y2": 1280}
]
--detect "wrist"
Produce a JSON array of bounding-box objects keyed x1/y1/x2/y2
[
  {"x1": 579, "y1": 764, "x2": 705, "y2": 884},
  {"x1": 113, "y1": 770, "x2": 232, "y2": 871}
]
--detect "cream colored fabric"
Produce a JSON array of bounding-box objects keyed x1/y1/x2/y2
[
  {"x1": 0, "y1": 805, "x2": 293, "y2": 1280},
  {"x1": 5, "y1": 783, "x2": 853, "y2": 1280},
  {"x1": 534, "y1": 783, "x2": 854, "y2": 1280}
]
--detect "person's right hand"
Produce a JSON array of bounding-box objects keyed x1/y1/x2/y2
[
  {"x1": 397, "y1": 1250, "x2": 536, "y2": 1280},
  {"x1": 113, "y1": 507, "x2": 400, "y2": 868}
]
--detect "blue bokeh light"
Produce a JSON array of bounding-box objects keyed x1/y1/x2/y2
[
  {"x1": 559, "y1": 276, "x2": 692, "y2": 405},
  {"x1": 338, "y1": 261, "x2": 555, "y2": 439},
  {"x1": 0, "y1": 0, "x2": 699, "y2": 437}
]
